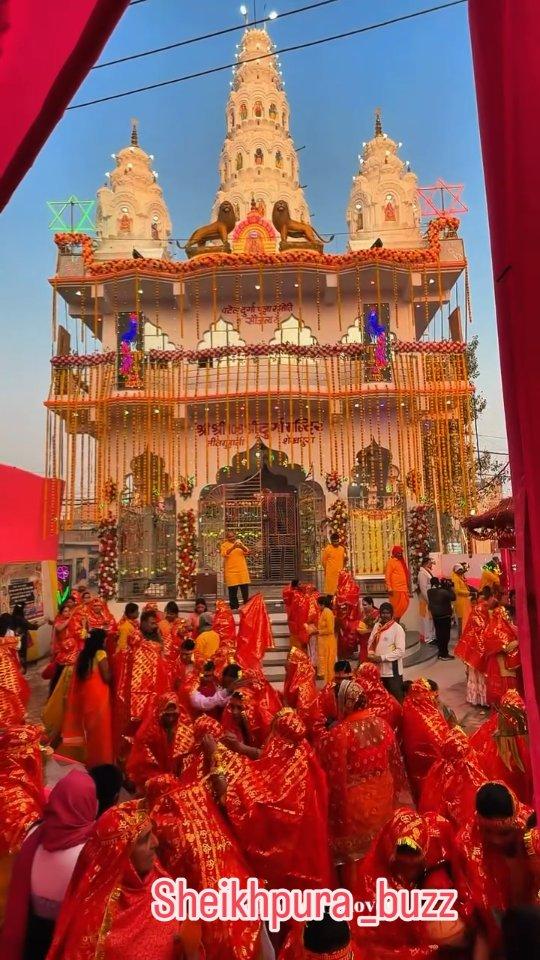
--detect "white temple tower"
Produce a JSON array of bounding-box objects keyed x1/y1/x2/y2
[
  {"x1": 95, "y1": 120, "x2": 172, "y2": 260},
  {"x1": 212, "y1": 27, "x2": 309, "y2": 223},
  {"x1": 347, "y1": 110, "x2": 422, "y2": 250}
]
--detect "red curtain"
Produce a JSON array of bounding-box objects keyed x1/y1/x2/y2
[
  {"x1": 469, "y1": 0, "x2": 540, "y2": 803},
  {"x1": 0, "y1": 466, "x2": 63, "y2": 563},
  {"x1": 0, "y1": 0, "x2": 129, "y2": 211}
]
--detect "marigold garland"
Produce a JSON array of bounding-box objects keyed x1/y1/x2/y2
[
  {"x1": 177, "y1": 509, "x2": 197, "y2": 599},
  {"x1": 50, "y1": 338, "x2": 467, "y2": 369},
  {"x1": 97, "y1": 514, "x2": 118, "y2": 600},
  {"x1": 325, "y1": 470, "x2": 345, "y2": 494},
  {"x1": 53, "y1": 216, "x2": 461, "y2": 280}
]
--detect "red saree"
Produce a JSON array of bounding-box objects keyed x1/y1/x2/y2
[
  {"x1": 0, "y1": 725, "x2": 45, "y2": 856},
  {"x1": 212, "y1": 599, "x2": 237, "y2": 673},
  {"x1": 283, "y1": 584, "x2": 318, "y2": 648},
  {"x1": 470, "y1": 689, "x2": 533, "y2": 805},
  {"x1": 401, "y1": 679, "x2": 450, "y2": 801},
  {"x1": 418, "y1": 727, "x2": 487, "y2": 826},
  {"x1": 454, "y1": 597, "x2": 490, "y2": 669},
  {"x1": 353, "y1": 807, "x2": 464, "y2": 960},
  {"x1": 483, "y1": 605, "x2": 521, "y2": 706},
  {"x1": 318, "y1": 703, "x2": 409, "y2": 866},
  {"x1": 112, "y1": 633, "x2": 169, "y2": 760},
  {"x1": 220, "y1": 709, "x2": 333, "y2": 890},
  {"x1": 283, "y1": 647, "x2": 325, "y2": 737},
  {"x1": 455, "y1": 787, "x2": 534, "y2": 950},
  {"x1": 47, "y1": 800, "x2": 180, "y2": 960},
  {"x1": 148, "y1": 774, "x2": 262, "y2": 960},
  {"x1": 126, "y1": 692, "x2": 194, "y2": 793},
  {"x1": 334, "y1": 569, "x2": 361, "y2": 659},
  {"x1": 355, "y1": 662, "x2": 402, "y2": 730},
  {"x1": 236, "y1": 594, "x2": 274, "y2": 670},
  {"x1": 0, "y1": 635, "x2": 29, "y2": 725}
]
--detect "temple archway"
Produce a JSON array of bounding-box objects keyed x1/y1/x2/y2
[{"x1": 198, "y1": 444, "x2": 325, "y2": 585}]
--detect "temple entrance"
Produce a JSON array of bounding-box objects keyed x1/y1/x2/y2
[{"x1": 198, "y1": 444, "x2": 325, "y2": 587}]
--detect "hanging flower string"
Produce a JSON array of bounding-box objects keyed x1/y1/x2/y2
[
  {"x1": 177, "y1": 509, "x2": 197, "y2": 599},
  {"x1": 98, "y1": 514, "x2": 118, "y2": 600},
  {"x1": 327, "y1": 498, "x2": 350, "y2": 551},
  {"x1": 407, "y1": 505, "x2": 432, "y2": 586}
]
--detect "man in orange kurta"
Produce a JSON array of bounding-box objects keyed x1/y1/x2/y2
[
  {"x1": 220, "y1": 530, "x2": 251, "y2": 610},
  {"x1": 384, "y1": 544, "x2": 410, "y2": 621},
  {"x1": 321, "y1": 533, "x2": 345, "y2": 596}
]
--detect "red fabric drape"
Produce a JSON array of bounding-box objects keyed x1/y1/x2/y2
[
  {"x1": 0, "y1": 0, "x2": 129, "y2": 211},
  {"x1": 468, "y1": 0, "x2": 540, "y2": 807},
  {"x1": 0, "y1": 465, "x2": 63, "y2": 562}
]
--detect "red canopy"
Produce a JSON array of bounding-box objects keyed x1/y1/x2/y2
[
  {"x1": 468, "y1": 0, "x2": 540, "y2": 806},
  {"x1": 0, "y1": 465, "x2": 63, "y2": 563},
  {"x1": 0, "y1": 0, "x2": 129, "y2": 211},
  {"x1": 462, "y1": 497, "x2": 515, "y2": 547}
]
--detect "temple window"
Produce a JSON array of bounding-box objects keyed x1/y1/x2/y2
[
  {"x1": 269, "y1": 314, "x2": 317, "y2": 354},
  {"x1": 269, "y1": 102, "x2": 278, "y2": 121},
  {"x1": 341, "y1": 318, "x2": 364, "y2": 344},
  {"x1": 240, "y1": 102, "x2": 248, "y2": 120},
  {"x1": 355, "y1": 202, "x2": 364, "y2": 231},
  {"x1": 236, "y1": 152, "x2": 243, "y2": 171},
  {"x1": 275, "y1": 150, "x2": 283, "y2": 169},
  {"x1": 254, "y1": 148, "x2": 264, "y2": 166},
  {"x1": 198, "y1": 319, "x2": 246, "y2": 366},
  {"x1": 253, "y1": 100, "x2": 263, "y2": 118}
]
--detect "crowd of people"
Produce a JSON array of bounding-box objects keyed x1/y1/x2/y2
[{"x1": 0, "y1": 548, "x2": 536, "y2": 960}]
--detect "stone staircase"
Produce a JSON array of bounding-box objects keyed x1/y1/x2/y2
[{"x1": 172, "y1": 596, "x2": 436, "y2": 685}]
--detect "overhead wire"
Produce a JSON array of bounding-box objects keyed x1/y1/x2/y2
[
  {"x1": 94, "y1": 0, "x2": 341, "y2": 70},
  {"x1": 69, "y1": 0, "x2": 467, "y2": 109}
]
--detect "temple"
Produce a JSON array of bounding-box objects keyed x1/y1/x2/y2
[{"x1": 46, "y1": 26, "x2": 476, "y2": 602}]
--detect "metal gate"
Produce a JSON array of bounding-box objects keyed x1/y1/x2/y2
[
  {"x1": 198, "y1": 471, "x2": 301, "y2": 586},
  {"x1": 117, "y1": 498, "x2": 176, "y2": 600},
  {"x1": 299, "y1": 481, "x2": 326, "y2": 583}
]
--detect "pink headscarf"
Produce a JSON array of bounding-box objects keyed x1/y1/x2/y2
[{"x1": 0, "y1": 768, "x2": 97, "y2": 959}]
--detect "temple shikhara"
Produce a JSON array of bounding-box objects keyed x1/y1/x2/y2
[{"x1": 46, "y1": 26, "x2": 476, "y2": 600}]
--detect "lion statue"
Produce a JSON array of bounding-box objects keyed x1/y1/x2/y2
[
  {"x1": 272, "y1": 200, "x2": 334, "y2": 246},
  {"x1": 184, "y1": 201, "x2": 237, "y2": 252}
]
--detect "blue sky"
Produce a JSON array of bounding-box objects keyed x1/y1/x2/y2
[{"x1": 0, "y1": 0, "x2": 506, "y2": 474}]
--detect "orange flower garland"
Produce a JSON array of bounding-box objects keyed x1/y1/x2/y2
[{"x1": 53, "y1": 216, "x2": 461, "y2": 282}]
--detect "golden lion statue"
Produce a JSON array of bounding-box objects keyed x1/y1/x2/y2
[
  {"x1": 184, "y1": 201, "x2": 237, "y2": 253},
  {"x1": 272, "y1": 200, "x2": 334, "y2": 246}
]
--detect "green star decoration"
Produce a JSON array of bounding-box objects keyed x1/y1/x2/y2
[{"x1": 47, "y1": 196, "x2": 96, "y2": 232}]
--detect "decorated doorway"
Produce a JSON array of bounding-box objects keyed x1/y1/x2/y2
[{"x1": 198, "y1": 444, "x2": 322, "y2": 586}]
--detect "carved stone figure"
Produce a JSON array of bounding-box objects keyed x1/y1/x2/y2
[
  {"x1": 184, "y1": 202, "x2": 237, "y2": 256},
  {"x1": 272, "y1": 200, "x2": 334, "y2": 249}
]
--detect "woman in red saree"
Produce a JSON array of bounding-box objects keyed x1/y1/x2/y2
[
  {"x1": 483, "y1": 594, "x2": 521, "y2": 706},
  {"x1": 211, "y1": 708, "x2": 333, "y2": 891},
  {"x1": 455, "y1": 782, "x2": 535, "y2": 954},
  {"x1": 112, "y1": 610, "x2": 169, "y2": 761},
  {"x1": 0, "y1": 614, "x2": 29, "y2": 725},
  {"x1": 317, "y1": 679, "x2": 410, "y2": 884},
  {"x1": 211, "y1": 599, "x2": 237, "y2": 674},
  {"x1": 47, "y1": 800, "x2": 186, "y2": 960},
  {"x1": 0, "y1": 724, "x2": 45, "y2": 860},
  {"x1": 401, "y1": 678, "x2": 450, "y2": 801},
  {"x1": 126, "y1": 692, "x2": 194, "y2": 793},
  {"x1": 418, "y1": 726, "x2": 487, "y2": 826},
  {"x1": 454, "y1": 590, "x2": 490, "y2": 707},
  {"x1": 60, "y1": 628, "x2": 113, "y2": 767},
  {"x1": 221, "y1": 685, "x2": 274, "y2": 749},
  {"x1": 283, "y1": 647, "x2": 325, "y2": 738},
  {"x1": 470, "y1": 689, "x2": 533, "y2": 805},
  {"x1": 148, "y1": 774, "x2": 262, "y2": 960},
  {"x1": 355, "y1": 661, "x2": 402, "y2": 730},
  {"x1": 334, "y1": 570, "x2": 361, "y2": 659},
  {"x1": 354, "y1": 807, "x2": 471, "y2": 960}
]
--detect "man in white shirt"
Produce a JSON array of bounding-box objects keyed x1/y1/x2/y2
[
  {"x1": 367, "y1": 602, "x2": 406, "y2": 702},
  {"x1": 417, "y1": 556, "x2": 436, "y2": 643}
]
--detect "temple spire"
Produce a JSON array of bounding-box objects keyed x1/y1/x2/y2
[
  {"x1": 212, "y1": 26, "x2": 309, "y2": 223},
  {"x1": 374, "y1": 108, "x2": 383, "y2": 137},
  {"x1": 131, "y1": 118, "x2": 139, "y2": 146}
]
